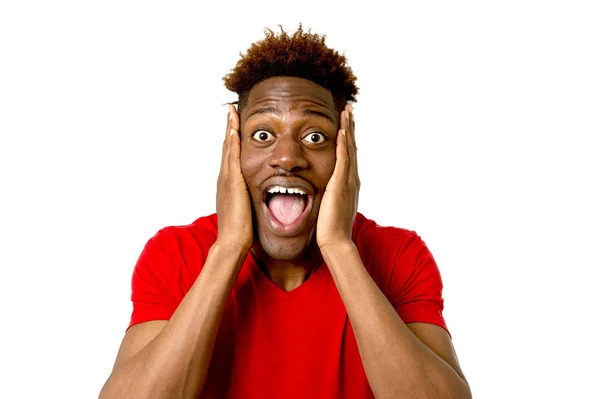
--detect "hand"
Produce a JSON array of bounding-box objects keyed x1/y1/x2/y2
[
  {"x1": 215, "y1": 105, "x2": 253, "y2": 251},
  {"x1": 316, "y1": 104, "x2": 360, "y2": 250}
]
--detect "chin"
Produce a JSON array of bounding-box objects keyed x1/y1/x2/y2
[{"x1": 256, "y1": 228, "x2": 315, "y2": 261}]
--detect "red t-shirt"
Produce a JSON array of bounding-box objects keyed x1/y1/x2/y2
[{"x1": 129, "y1": 212, "x2": 447, "y2": 398}]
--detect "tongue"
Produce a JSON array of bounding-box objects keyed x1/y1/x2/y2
[{"x1": 268, "y1": 194, "x2": 306, "y2": 226}]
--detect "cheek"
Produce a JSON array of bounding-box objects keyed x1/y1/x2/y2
[
  {"x1": 240, "y1": 153, "x2": 251, "y2": 178},
  {"x1": 240, "y1": 141, "x2": 254, "y2": 175},
  {"x1": 240, "y1": 146, "x2": 264, "y2": 188},
  {"x1": 312, "y1": 151, "x2": 337, "y2": 185}
]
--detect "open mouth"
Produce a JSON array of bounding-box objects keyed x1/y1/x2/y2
[{"x1": 262, "y1": 183, "x2": 314, "y2": 236}]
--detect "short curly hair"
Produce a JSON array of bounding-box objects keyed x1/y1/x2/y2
[{"x1": 223, "y1": 25, "x2": 358, "y2": 114}]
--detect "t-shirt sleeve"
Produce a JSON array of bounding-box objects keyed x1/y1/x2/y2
[
  {"x1": 128, "y1": 228, "x2": 182, "y2": 331},
  {"x1": 389, "y1": 232, "x2": 449, "y2": 335}
]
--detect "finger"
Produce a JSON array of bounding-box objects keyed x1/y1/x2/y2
[
  {"x1": 339, "y1": 106, "x2": 351, "y2": 153},
  {"x1": 220, "y1": 105, "x2": 235, "y2": 178},
  {"x1": 348, "y1": 104, "x2": 358, "y2": 173},
  {"x1": 344, "y1": 104, "x2": 358, "y2": 183},
  {"x1": 223, "y1": 105, "x2": 234, "y2": 147},
  {"x1": 348, "y1": 104, "x2": 356, "y2": 148},
  {"x1": 228, "y1": 125, "x2": 242, "y2": 173},
  {"x1": 351, "y1": 111, "x2": 360, "y2": 191},
  {"x1": 227, "y1": 106, "x2": 242, "y2": 172},
  {"x1": 334, "y1": 106, "x2": 352, "y2": 178},
  {"x1": 331, "y1": 127, "x2": 349, "y2": 183},
  {"x1": 340, "y1": 105, "x2": 350, "y2": 132},
  {"x1": 343, "y1": 104, "x2": 356, "y2": 149},
  {"x1": 229, "y1": 104, "x2": 240, "y2": 132},
  {"x1": 345, "y1": 104, "x2": 356, "y2": 150}
]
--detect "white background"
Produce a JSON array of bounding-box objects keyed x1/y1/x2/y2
[{"x1": 1, "y1": 1, "x2": 599, "y2": 398}]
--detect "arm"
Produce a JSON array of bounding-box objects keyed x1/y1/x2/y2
[
  {"x1": 317, "y1": 105, "x2": 471, "y2": 399},
  {"x1": 100, "y1": 243, "x2": 247, "y2": 399},
  {"x1": 321, "y1": 242, "x2": 471, "y2": 399},
  {"x1": 100, "y1": 106, "x2": 252, "y2": 399}
]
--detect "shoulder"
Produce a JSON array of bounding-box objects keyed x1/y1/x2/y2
[
  {"x1": 153, "y1": 213, "x2": 219, "y2": 241},
  {"x1": 352, "y1": 212, "x2": 424, "y2": 258},
  {"x1": 148, "y1": 213, "x2": 219, "y2": 253},
  {"x1": 352, "y1": 212, "x2": 438, "y2": 293},
  {"x1": 133, "y1": 214, "x2": 219, "y2": 292}
]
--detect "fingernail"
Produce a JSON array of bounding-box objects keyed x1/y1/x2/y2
[
  {"x1": 341, "y1": 129, "x2": 346, "y2": 136},
  {"x1": 230, "y1": 128, "x2": 236, "y2": 136},
  {"x1": 228, "y1": 106, "x2": 232, "y2": 121},
  {"x1": 348, "y1": 103, "x2": 353, "y2": 113},
  {"x1": 345, "y1": 110, "x2": 350, "y2": 120}
]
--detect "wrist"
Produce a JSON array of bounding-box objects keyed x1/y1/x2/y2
[
  {"x1": 214, "y1": 236, "x2": 251, "y2": 252},
  {"x1": 319, "y1": 239, "x2": 357, "y2": 264},
  {"x1": 210, "y1": 239, "x2": 250, "y2": 266}
]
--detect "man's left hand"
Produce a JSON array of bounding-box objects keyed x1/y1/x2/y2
[{"x1": 316, "y1": 104, "x2": 360, "y2": 250}]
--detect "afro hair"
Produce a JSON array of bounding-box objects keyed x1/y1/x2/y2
[{"x1": 223, "y1": 25, "x2": 358, "y2": 113}]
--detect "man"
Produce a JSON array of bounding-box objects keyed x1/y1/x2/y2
[{"x1": 100, "y1": 26, "x2": 471, "y2": 398}]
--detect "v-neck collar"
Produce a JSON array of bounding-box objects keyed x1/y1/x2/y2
[{"x1": 245, "y1": 253, "x2": 329, "y2": 300}]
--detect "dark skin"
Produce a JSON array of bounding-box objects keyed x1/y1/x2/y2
[
  {"x1": 100, "y1": 76, "x2": 471, "y2": 399},
  {"x1": 239, "y1": 76, "x2": 344, "y2": 290},
  {"x1": 223, "y1": 76, "x2": 469, "y2": 397}
]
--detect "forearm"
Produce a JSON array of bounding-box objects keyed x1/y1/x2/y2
[
  {"x1": 321, "y1": 241, "x2": 471, "y2": 399},
  {"x1": 100, "y1": 241, "x2": 247, "y2": 399}
]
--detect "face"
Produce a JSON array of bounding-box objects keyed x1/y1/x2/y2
[{"x1": 240, "y1": 77, "x2": 339, "y2": 261}]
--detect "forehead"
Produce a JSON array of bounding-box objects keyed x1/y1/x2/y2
[{"x1": 242, "y1": 77, "x2": 336, "y2": 119}]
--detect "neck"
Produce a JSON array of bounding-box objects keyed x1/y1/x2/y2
[{"x1": 250, "y1": 242, "x2": 323, "y2": 292}]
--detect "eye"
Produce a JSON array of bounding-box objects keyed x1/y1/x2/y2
[
  {"x1": 251, "y1": 130, "x2": 275, "y2": 142},
  {"x1": 302, "y1": 132, "x2": 327, "y2": 144}
]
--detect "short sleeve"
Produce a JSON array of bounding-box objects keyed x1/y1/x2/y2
[
  {"x1": 389, "y1": 233, "x2": 448, "y2": 335},
  {"x1": 128, "y1": 229, "x2": 182, "y2": 330}
]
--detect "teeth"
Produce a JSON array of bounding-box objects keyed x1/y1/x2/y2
[{"x1": 267, "y1": 186, "x2": 306, "y2": 195}]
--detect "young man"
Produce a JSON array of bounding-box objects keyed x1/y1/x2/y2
[{"x1": 100, "y1": 27, "x2": 471, "y2": 399}]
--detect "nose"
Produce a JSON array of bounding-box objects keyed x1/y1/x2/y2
[{"x1": 268, "y1": 133, "x2": 309, "y2": 172}]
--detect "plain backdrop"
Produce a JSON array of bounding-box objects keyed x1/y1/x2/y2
[{"x1": 1, "y1": 1, "x2": 599, "y2": 398}]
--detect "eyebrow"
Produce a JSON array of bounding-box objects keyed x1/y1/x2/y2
[{"x1": 246, "y1": 106, "x2": 335, "y2": 123}]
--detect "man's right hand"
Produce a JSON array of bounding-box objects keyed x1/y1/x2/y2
[
  {"x1": 100, "y1": 111, "x2": 253, "y2": 398},
  {"x1": 215, "y1": 105, "x2": 253, "y2": 252}
]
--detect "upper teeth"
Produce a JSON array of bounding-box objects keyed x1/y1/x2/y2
[{"x1": 268, "y1": 186, "x2": 306, "y2": 195}]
